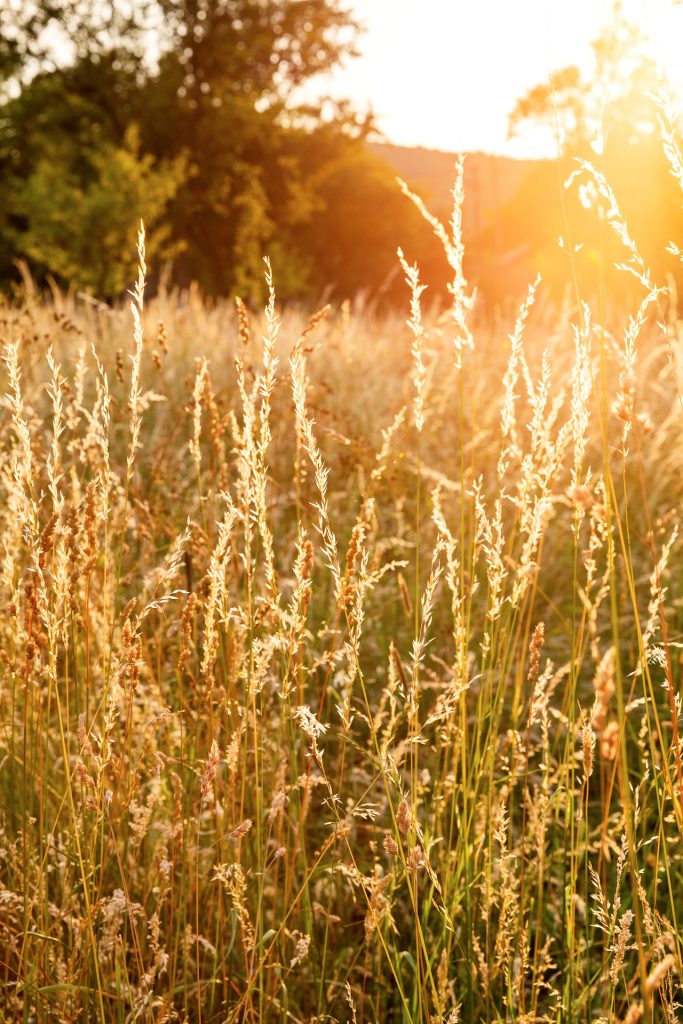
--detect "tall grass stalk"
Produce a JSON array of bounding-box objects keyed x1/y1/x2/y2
[{"x1": 2, "y1": 132, "x2": 683, "y2": 1024}]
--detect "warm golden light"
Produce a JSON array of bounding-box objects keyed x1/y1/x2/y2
[
  {"x1": 648, "y1": 6, "x2": 683, "y2": 102},
  {"x1": 315, "y1": 0, "x2": 683, "y2": 157}
]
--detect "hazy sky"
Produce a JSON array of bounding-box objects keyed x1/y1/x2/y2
[{"x1": 312, "y1": 0, "x2": 683, "y2": 157}]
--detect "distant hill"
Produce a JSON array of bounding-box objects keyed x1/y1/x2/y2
[
  {"x1": 369, "y1": 139, "x2": 683, "y2": 309},
  {"x1": 369, "y1": 141, "x2": 544, "y2": 242}
]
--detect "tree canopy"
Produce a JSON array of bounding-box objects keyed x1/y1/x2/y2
[
  {"x1": 499, "y1": 14, "x2": 683, "y2": 305},
  {"x1": 508, "y1": 19, "x2": 664, "y2": 155},
  {"x1": 0, "y1": 0, "x2": 440, "y2": 302},
  {"x1": 2, "y1": 1, "x2": 682, "y2": 308}
]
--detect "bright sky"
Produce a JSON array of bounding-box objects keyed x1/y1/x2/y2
[{"x1": 314, "y1": 0, "x2": 683, "y2": 157}]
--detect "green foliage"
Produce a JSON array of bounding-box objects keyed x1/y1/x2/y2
[
  {"x1": 154, "y1": 0, "x2": 358, "y2": 105},
  {"x1": 298, "y1": 136, "x2": 444, "y2": 299},
  {"x1": 230, "y1": 169, "x2": 276, "y2": 304},
  {"x1": 0, "y1": 0, "x2": 447, "y2": 305},
  {"x1": 0, "y1": 0, "x2": 401, "y2": 302},
  {"x1": 10, "y1": 124, "x2": 187, "y2": 296}
]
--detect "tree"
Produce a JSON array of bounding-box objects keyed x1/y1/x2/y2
[
  {"x1": 154, "y1": 0, "x2": 357, "y2": 110},
  {"x1": 0, "y1": 0, "x2": 440, "y2": 304},
  {"x1": 10, "y1": 124, "x2": 186, "y2": 295},
  {"x1": 0, "y1": 0, "x2": 379, "y2": 300},
  {"x1": 508, "y1": 16, "x2": 663, "y2": 155},
  {"x1": 503, "y1": 10, "x2": 683, "y2": 302},
  {"x1": 139, "y1": 0, "x2": 363, "y2": 298}
]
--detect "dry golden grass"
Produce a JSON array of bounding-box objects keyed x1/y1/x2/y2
[{"x1": 2, "y1": 146, "x2": 683, "y2": 1023}]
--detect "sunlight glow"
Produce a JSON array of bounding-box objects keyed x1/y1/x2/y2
[{"x1": 315, "y1": 0, "x2": 683, "y2": 157}]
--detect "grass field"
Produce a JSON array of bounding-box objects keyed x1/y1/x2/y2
[{"x1": 2, "y1": 158, "x2": 683, "y2": 1023}]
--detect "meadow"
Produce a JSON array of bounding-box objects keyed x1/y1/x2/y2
[{"x1": 2, "y1": 154, "x2": 683, "y2": 1024}]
